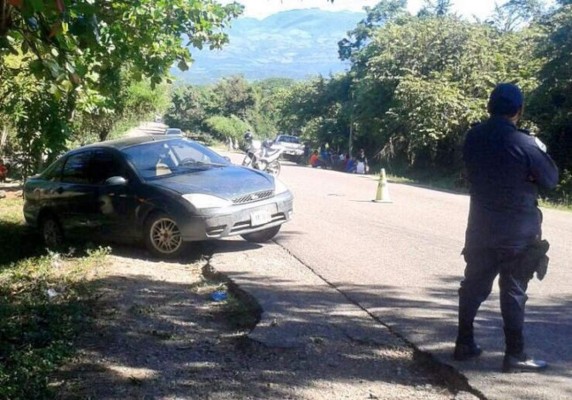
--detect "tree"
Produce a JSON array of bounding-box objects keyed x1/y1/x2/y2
[
  {"x1": 203, "y1": 115, "x2": 251, "y2": 141},
  {"x1": 275, "y1": 74, "x2": 354, "y2": 151},
  {"x1": 164, "y1": 85, "x2": 212, "y2": 133},
  {"x1": 417, "y1": 0, "x2": 454, "y2": 18},
  {"x1": 1, "y1": 0, "x2": 244, "y2": 172},
  {"x1": 338, "y1": 0, "x2": 407, "y2": 62},
  {"x1": 528, "y1": 4, "x2": 572, "y2": 176},
  {"x1": 213, "y1": 75, "x2": 256, "y2": 120},
  {"x1": 489, "y1": 0, "x2": 546, "y2": 32},
  {"x1": 0, "y1": 0, "x2": 243, "y2": 87}
]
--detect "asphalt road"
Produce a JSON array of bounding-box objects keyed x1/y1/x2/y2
[{"x1": 214, "y1": 152, "x2": 572, "y2": 400}]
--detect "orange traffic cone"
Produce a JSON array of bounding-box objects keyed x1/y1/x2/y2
[{"x1": 373, "y1": 168, "x2": 392, "y2": 203}]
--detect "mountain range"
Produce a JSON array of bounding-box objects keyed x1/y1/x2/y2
[{"x1": 173, "y1": 8, "x2": 365, "y2": 84}]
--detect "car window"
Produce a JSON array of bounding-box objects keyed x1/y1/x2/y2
[
  {"x1": 41, "y1": 157, "x2": 66, "y2": 181},
  {"x1": 277, "y1": 135, "x2": 300, "y2": 144},
  {"x1": 122, "y1": 139, "x2": 228, "y2": 180},
  {"x1": 87, "y1": 150, "x2": 126, "y2": 184},
  {"x1": 61, "y1": 151, "x2": 92, "y2": 184},
  {"x1": 123, "y1": 143, "x2": 169, "y2": 179},
  {"x1": 170, "y1": 140, "x2": 228, "y2": 166}
]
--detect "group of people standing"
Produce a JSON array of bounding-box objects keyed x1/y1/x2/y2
[{"x1": 308, "y1": 147, "x2": 369, "y2": 174}]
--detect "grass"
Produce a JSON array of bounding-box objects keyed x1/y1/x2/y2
[
  {"x1": 108, "y1": 116, "x2": 142, "y2": 140},
  {"x1": 539, "y1": 198, "x2": 572, "y2": 211},
  {"x1": 0, "y1": 197, "x2": 110, "y2": 400},
  {"x1": 380, "y1": 169, "x2": 468, "y2": 194}
]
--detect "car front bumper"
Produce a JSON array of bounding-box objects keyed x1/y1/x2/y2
[{"x1": 178, "y1": 190, "x2": 294, "y2": 241}]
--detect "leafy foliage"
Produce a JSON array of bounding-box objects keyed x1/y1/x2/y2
[
  {"x1": 212, "y1": 75, "x2": 256, "y2": 120},
  {"x1": 528, "y1": 4, "x2": 572, "y2": 172},
  {"x1": 163, "y1": 76, "x2": 295, "y2": 141},
  {"x1": 1, "y1": 0, "x2": 244, "y2": 176},
  {"x1": 0, "y1": 0, "x2": 243, "y2": 87},
  {"x1": 357, "y1": 16, "x2": 539, "y2": 169},
  {"x1": 203, "y1": 114, "x2": 251, "y2": 141},
  {"x1": 338, "y1": 0, "x2": 407, "y2": 62}
]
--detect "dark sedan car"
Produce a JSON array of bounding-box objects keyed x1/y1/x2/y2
[{"x1": 23, "y1": 136, "x2": 293, "y2": 258}]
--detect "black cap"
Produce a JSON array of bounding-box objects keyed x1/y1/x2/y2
[{"x1": 488, "y1": 83, "x2": 524, "y2": 116}]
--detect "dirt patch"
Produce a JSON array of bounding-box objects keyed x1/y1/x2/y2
[
  {"x1": 0, "y1": 183, "x2": 23, "y2": 199},
  {"x1": 53, "y1": 245, "x2": 466, "y2": 400}
]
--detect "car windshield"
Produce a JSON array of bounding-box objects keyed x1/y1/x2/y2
[
  {"x1": 277, "y1": 136, "x2": 301, "y2": 144},
  {"x1": 123, "y1": 138, "x2": 229, "y2": 180}
]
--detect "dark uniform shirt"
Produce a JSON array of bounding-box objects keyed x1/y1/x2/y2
[{"x1": 463, "y1": 116, "x2": 559, "y2": 250}]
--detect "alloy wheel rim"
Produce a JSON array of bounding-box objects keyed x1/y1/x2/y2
[{"x1": 150, "y1": 218, "x2": 182, "y2": 254}]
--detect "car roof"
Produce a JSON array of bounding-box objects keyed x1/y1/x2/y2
[{"x1": 78, "y1": 135, "x2": 179, "y2": 151}]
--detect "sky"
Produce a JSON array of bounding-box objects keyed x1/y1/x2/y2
[{"x1": 221, "y1": 0, "x2": 555, "y2": 20}]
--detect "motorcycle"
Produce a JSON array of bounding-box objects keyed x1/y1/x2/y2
[{"x1": 242, "y1": 137, "x2": 283, "y2": 176}]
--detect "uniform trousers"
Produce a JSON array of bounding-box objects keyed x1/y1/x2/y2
[{"x1": 457, "y1": 248, "x2": 531, "y2": 355}]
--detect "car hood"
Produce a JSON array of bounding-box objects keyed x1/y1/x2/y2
[{"x1": 148, "y1": 165, "x2": 274, "y2": 199}]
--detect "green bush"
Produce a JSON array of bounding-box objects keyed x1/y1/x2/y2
[{"x1": 203, "y1": 115, "x2": 251, "y2": 141}]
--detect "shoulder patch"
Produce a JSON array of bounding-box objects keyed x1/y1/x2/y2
[{"x1": 534, "y1": 137, "x2": 547, "y2": 153}]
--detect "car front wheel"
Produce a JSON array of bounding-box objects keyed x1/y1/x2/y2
[
  {"x1": 144, "y1": 212, "x2": 185, "y2": 258},
  {"x1": 241, "y1": 225, "x2": 281, "y2": 243}
]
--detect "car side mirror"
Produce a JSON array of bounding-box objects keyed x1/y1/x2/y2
[{"x1": 105, "y1": 176, "x2": 128, "y2": 186}]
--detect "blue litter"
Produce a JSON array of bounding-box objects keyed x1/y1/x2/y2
[{"x1": 211, "y1": 290, "x2": 228, "y2": 302}]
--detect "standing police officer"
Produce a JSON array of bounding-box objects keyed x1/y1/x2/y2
[{"x1": 454, "y1": 83, "x2": 559, "y2": 372}]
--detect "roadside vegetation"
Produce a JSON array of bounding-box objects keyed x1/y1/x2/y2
[
  {"x1": 0, "y1": 195, "x2": 263, "y2": 399},
  {"x1": 1, "y1": 1, "x2": 569, "y2": 202},
  {"x1": 0, "y1": 196, "x2": 112, "y2": 399},
  {"x1": 163, "y1": 0, "x2": 572, "y2": 206}
]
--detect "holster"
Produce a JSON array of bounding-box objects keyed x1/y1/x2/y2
[{"x1": 520, "y1": 240, "x2": 550, "y2": 281}]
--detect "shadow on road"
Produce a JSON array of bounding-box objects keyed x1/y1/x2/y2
[{"x1": 55, "y1": 275, "x2": 459, "y2": 399}]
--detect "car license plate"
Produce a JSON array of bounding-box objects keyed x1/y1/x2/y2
[{"x1": 251, "y1": 210, "x2": 271, "y2": 226}]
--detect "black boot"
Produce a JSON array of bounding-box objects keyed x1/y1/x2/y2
[
  {"x1": 502, "y1": 353, "x2": 548, "y2": 373},
  {"x1": 454, "y1": 320, "x2": 482, "y2": 361},
  {"x1": 454, "y1": 341, "x2": 482, "y2": 361}
]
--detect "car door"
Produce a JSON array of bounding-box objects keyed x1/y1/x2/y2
[
  {"x1": 88, "y1": 149, "x2": 140, "y2": 242},
  {"x1": 57, "y1": 150, "x2": 101, "y2": 237}
]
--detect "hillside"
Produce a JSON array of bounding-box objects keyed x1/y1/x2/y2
[{"x1": 173, "y1": 8, "x2": 365, "y2": 84}]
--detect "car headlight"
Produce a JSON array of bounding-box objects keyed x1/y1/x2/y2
[
  {"x1": 182, "y1": 194, "x2": 232, "y2": 209},
  {"x1": 274, "y1": 178, "x2": 289, "y2": 195}
]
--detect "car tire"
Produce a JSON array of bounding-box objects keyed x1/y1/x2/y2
[
  {"x1": 40, "y1": 214, "x2": 64, "y2": 249},
  {"x1": 241, "y1": 225, "x2": 281, "y2": 243},
  {"x1": 266, "y1": 161, "x2": 281, "y2": 176},
  {"x1": 144, "y1": 212, "x2": 185, "y2": 259}
]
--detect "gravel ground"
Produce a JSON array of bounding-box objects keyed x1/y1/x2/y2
[{"x1": 51, "y1": 245, "x2": 474, "y2": 400}]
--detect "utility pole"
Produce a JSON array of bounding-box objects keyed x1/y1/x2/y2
[
  {"x1": 349, "y1": 120, "x2": 353, "y2": 157},
  {"x1": 348, "y1": 85, "x2": 354, "y2": 157}
]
